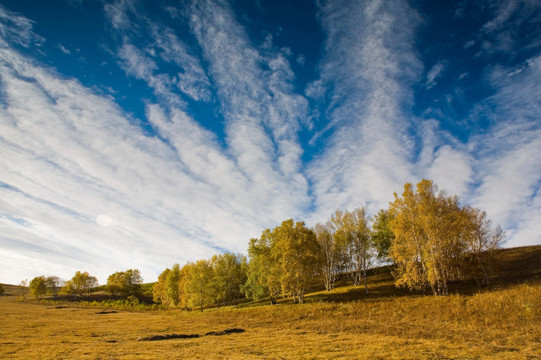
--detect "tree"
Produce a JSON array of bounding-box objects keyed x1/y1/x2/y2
[
  {"x1": 244, "y1": 230, "x2": 282, "y2": 304},
  {"x1": 65, "y1": 271, "x2": 98, "y2": 296},
  {"x1": 45, "y1": 276, "x2": 64, "y2": 298},
  {"x1": 185, "y1": 259, "x2": 215, "y2": 311},
  {"x1": 29, "y1": 276, "x2": 47, "y2": 299},
  {"x1": 314, "y1": 222, "x2": 337, "y2": 291},
  {"x1": 153, "y1": 268, "x2": 170, "y2": 305},
  {"x1": 211, "y1": 253, "x2": 247, "y2": 306},
  {"x1": 0, "y1": 283, "x2": 4, "y2": 296},
  {"x1": 153, "y1": 264, "x2": 191, "y2": 308},
  {"x1": 389, "y1": 180, "x2": 471, "y2": 296},
  {"x1": 463, "y1": 207, "x2": 505, "y2": 287},
  {"x1": 371, "y1": 209, "x2": 395, "y2": 261},
  {"x1": 330, "y1": 208, "x2": 374, "y2": 292},
  {"x1": 107, "y1": 269, "x2": 143, "y2": 296},
  {"x1": 274, "y1": 219, "x2": 322, "y2": 303},
  {"x1": 107, "y1": 272, "x2": 122, "y2": 295},
  {"x1": 166, "y1": 264, "x2": 182, "y2": 307},
  {"x1": 329, "y1": 210, "x2": 350, "y2": 278},
  {"x1": 19, "y1": 279, "x2": 28, "y2": 300}
]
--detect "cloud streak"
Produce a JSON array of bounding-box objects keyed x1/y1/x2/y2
[
  {"x1": 307, "y1": 0, "x2": 423, "y2": 220},
  {"x1": 0, "y1": 0, "x2": 540, "y2": 284}
]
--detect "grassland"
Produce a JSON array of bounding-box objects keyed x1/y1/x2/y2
[{"x1": 1, "y1": 246, "x2": 540, "y2": 359}]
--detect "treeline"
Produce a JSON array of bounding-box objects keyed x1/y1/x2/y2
[
  {"x1": 27, "y1": 271, "x2": 99, "y2": 300},
  {"x1": 25, "y1": 180, "x2": 504, "y2": 308}
]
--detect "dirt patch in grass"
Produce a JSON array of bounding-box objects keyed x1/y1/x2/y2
[
  {"x1": 138, "y1": 333, "x2": 200, "y2": 341},
  {"x1": 95, "y1": 310, "x2": 118, "y2": 314},
  {"x1": 138, "y1": 328, "x2": 245, "y2": 341},
  {"x1": 205, "y1": 328, "x2": 245, "y2": 336}
]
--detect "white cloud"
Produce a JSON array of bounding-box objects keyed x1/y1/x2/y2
[
  {"x1": 58, "y1": 43, "x2": 71, "y2": 54},
  {"x1": 104, "y1": 0, "x2": 137, "y2": 32},
  {"x1": 468, "y1": 55, "x2": 541, "y2": 246},
  {"x1": 1, "y1": 0, "x2": 540, "y2": 286},
  {"x1": 148, "y1": 24, "x2": 212, "y2": 102},
  {"x1": 187, "y1": 0, "x2": 311, "y2": 214},
  {"x1": 306, "y1": 0, "x2": 423, "y2": 221},
  {"x1": 0, "y1": 42, "x2": 231, "y2": 283},
  {"x1": 427, "y1": 145, "x2": 473, "y2": 197},
  {"x1": 476, "y1": 0, "x2": 541, "y2": 57},
  {"x1": 0, "y1": 0, "x2": 313, "y2": 284},
  {"x1": 425, "y1": 61, "x2": 446, "y2": 89}
]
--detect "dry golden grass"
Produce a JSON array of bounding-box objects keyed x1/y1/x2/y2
[
  {"x1": 1, "y1": 281, "x2": 539, "y2": 359},
  {"x1": 1, "y1": 246, "x2": 540, "y2": 359}
]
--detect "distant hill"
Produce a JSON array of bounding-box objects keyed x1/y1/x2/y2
[
  {"x1": 0, "y1": 283, "x2": 24, "y2": 297},
  {"x1": 491, "y1": 245, "x2": 541, "y2": 283}
]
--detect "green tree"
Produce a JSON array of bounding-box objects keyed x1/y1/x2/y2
[
  {"x1": 45, "y1": 276, "x2": 63, "y2": 298},
  {"x1": 107, "y1": 269, "x2": 143, "y2": 296},
  {"x1": 66, "y1": 271, "x2": 98, "y2": 296},
  {"x1": 185, "y1": 259, "x2": 215, "y2": 311},
  {"x1": 153, "y1": 264, "x2": 190, "y2": 308},
  {"x1": 166, "y1": 264, "x2": 182, "y2": 307},
  {"x1": 107, "y1": 272, "x2": 123, "y2": 295},
  {"x1": 329, "y1": 210, "x2": 350, "y2": 278},
  {"x1": 371, "y1": 209, "x2": 395, "y2": 261},
  {"x1": 153, "y1": 268, "x2": 169, "y2": 305},
  {"x1": 29, "y1": 276, "x2": 47, "y2": 299},
  {"x1": 274, "y1": 219, "x2": 322, "y2": 303},
  {"x1": 244, "y1": 229, "x2": 282, "y2": 304},
  {"x1": 211, "y1": 253, "x2": 247, "y2": 306}
]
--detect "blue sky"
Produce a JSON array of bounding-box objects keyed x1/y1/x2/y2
[{"x1": 1, "y1": 0, "x2": 540, "y2": 285}]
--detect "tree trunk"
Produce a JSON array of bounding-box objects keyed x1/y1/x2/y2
[{"x1": 363, "y1": 269, "x2": 368, "y2": 294}]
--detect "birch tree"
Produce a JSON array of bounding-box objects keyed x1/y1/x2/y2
[
  {"x1": 211, "y1": 253, "x2": 247, "y2": 306},
  {"x1": 29, "y1": 276, "x2": 47, "y2": 299},
  {"x1": 389, "y1": 180, "x2": 472, "y2": 296},
  {"x1": 45, "y1": 276, "x2": 63, "y2": 298},
  {"x1": 65, "y1": 271, "x2": 98, "y2": 296},
  {"x1": 274, "y1": 219, "x2": 321, "y2": 303},
  {"x1": 330, "y1": 208, "x2": 373, "y2": 292},
  {"x1": 107, "y1": 269, "x2": 143, "y2": 296},
  {"x1": 463, "y1": 207, "x2": 505, "y2": 287},
  {"x1": 314, "y1": 222, "x2": 337, "y2": 291},
  {"x1": 371, "y1": 209, "x2": 395, "y2": 261},
  {"x1": 185, "y1": 259, "x2": 215, "y2": 311},
  {"x1": 244, "y1": 230, "x2": 282, "y2": 304}
]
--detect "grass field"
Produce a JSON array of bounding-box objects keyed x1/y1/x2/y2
[{"x1": 1, "y1": 246, "x2": 540, "y2": 359}]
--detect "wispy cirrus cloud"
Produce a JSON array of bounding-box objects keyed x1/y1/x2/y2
[
  {"x1": 1, "y1": 0, "x2": 540, "y2": 285},
  {"x1": 425, "y1": 61, "x2": 447, "y2": 89},
  {"x1": 0, "y1": 0, "x2": 312, "y2": 284},
  {"x1": 0, "y1": 42, "x2": 222, "y2": 282},
  {"x1": 187, "y1": 0, "x2": 310, "y2": 212},
  {"x1": 468, "y1": 55, "x2": 541, "y2": 246},
  {"x1": 307, "y1": 0, "x2": 423, "y2": 220}
]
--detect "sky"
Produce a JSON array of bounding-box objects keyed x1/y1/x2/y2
[{"x1": 1, "y1": 0, "x2": 540, "y2": 285}]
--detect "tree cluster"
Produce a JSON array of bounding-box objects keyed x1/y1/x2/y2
[
  {"x1": 29, "y1": 276, "x2": 64, "y2": 299},
  {"x1": 153, "y1": 253, "x2": 247, "y2": 311},
  {"x1": 22, "y1": 179, "x2": 504, "y2": 307},
  {"x1": 389, "y1": 180, "x2": 504, "y2": 295},
  {"x1": 106, "y1": 269, "x2": 143, "y2": 296},
  {"x1": 62, "y1": 271, "x2": 98, "y2": 297},
  {"x1": 244, "y1": 219, "x2": 321, "y2": 304}
]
